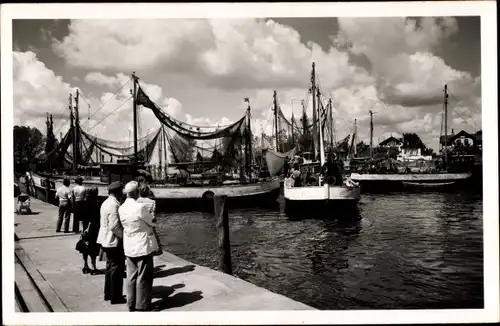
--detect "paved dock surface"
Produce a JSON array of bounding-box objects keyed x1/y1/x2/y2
[{"x1": 14, "y1": 198, "x2": 314, "y2": 312}]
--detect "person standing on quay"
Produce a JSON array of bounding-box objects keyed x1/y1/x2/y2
[
  {"x1": 137, "y1": 184, "x2": 163, "y2": 257},
  {"x1": 119, "y1": 181, "x2": 158, "y2": 312},
  {"x1": 79, "y1": 187, "x2": 102, "y2": 275},
  {"x1": 71, "y1": 177, "x2": 86, "y2": 233},
  {"x1": 97, "y1": 181, "x2": 126, "y2": 304},
  {"x1": 55, "y1": 178, "x2": 72, "y2": 233}
]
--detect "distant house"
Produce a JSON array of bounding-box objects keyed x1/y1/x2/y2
[
  {"x1": 379, "y1": 136, "x2": 403, "y2": 150},
  {"x1": 377, "y1": 135, "x2": 432, "y2": 161},
  {"x1": 397, "y1": 139, "x2": 432, "y2": 162},
  {"x1": 439, "y1": 129, "x2": 481, "y2": 154}
]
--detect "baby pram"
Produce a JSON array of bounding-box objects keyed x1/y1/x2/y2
[{"x1": 16, "y1": 193, "x2": 31, "y2": 215}]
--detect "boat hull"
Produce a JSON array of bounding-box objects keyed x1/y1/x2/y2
[
  {"x1": 283, "y1": 185, "x2": 360, "y2": 218},
  {"x1": 31, "y1": 173, "x2": 281, "y2": 212},
  {"x1": 349, "y1": 172, "x2": 473, "y2": 193}
]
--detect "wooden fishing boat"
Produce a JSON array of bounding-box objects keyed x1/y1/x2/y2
[
  {"x1": 349, "y1": 84, "x2": 473, "y2": 192},
  {"x1": 30, "y1": 168, "x2": 281, "y2": 212},
  {"x1": 402, "y1": 180, "x2": 456, "y2": 190},
  {"x1": 283, "y1": 62, "x2": 360, "y2": 218}
]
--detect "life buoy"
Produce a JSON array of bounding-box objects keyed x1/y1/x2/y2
[{"x1": 284, "y1": 177, "x2": 295, "y2": 188}]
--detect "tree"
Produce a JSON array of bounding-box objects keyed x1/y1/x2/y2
[
  {"x1": 355, "y1": 141, "x2": 370, "y2": 157},
  {"x1": 14, "y1": 126, "x2": 46, "y2": 171},
  {"x1": 402, "y1": 133, "x2": 426, "y2": 149},
  {"x1": 169, "y1": 135, "x2": 197, "y2": 163},
  {"x1": 422, "y1": 147, "x2": 435, "y2": 156},
  {"x1": 298, "y1": 111, "x2": 312, "y2": 152}
]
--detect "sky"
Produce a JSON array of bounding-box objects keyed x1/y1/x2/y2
[{"x1": 12, "y1": 16, "x2": 481, "y2": 152}]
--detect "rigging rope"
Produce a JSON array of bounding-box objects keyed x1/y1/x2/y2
[
  {"x1": 83, "y1": 76, "x2": 132, "y2": 124},
  {"x1": 88, "y1": 96, "x2": 133, "y2": 132}
]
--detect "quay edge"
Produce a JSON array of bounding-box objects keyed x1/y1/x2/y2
[{"x1": 13, "y1": 197, "x2": 314, "y2": 312}]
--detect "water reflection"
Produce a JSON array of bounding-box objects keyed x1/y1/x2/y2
[{"x1": 157, "y1": 191, "x2": 483, "y2": 310}]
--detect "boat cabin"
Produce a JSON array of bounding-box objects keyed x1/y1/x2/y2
[
  {"x1": 100, "y1": 161, "x2": 144, "y2": 184},
  {"x1": 299, "y1": 161, "x2": 321, "y2": 175}
]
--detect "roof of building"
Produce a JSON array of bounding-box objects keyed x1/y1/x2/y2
[
  {"x1": 379, "y1": 136, "x2": 402, "y2": 146},
  {"x1": 439, "y1": 130, "x2": 477, "y2": 144}
]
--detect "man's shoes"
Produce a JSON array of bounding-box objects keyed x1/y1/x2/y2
[
  {"x1": 63, "y1": 230, "x2": 70, "y2": 233},
  {"x1": 110, "y1": 296, "x2": 127, "y2": 304},
  {"x1": 56, "y1": 230, "x2": 61, "y2": 233}
]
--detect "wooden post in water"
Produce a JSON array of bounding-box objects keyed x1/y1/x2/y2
[
  {"x1": 45, "y1": 177, "x2": 51, "y2": 203},
  {"x1": 214, "y1": 195, "x2": 232, "y2": 275}
]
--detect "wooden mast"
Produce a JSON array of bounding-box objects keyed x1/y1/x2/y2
[
  {"x1": 317, "y1": 88, "x2": 325, "y2": 166},
  {"x1": 291, "y1": 99, "x2": 295, "y2": 147},
  {"x1": 444, "y1": 84, "x2": 449, "y2": 168},
  {"x1": 132, "y1": 72, "x2": 138, "y2": 171},
  {"x1": 273, "y1": 90, "x2": 279, "y2": 152},
  {"x1": 329, "y1": 98, "x2": 334, "y2": 154},
  {"x1": 69, "y1": 93, "x2": 77, "y2": 174},
  {"x1": 246, "y1": 99, "x2": 253, "y2": 180},
  {"x1": 163, "y1": 127, "x2": 168, "y2": 179},
  {"x1": 369, "y1": 109, "x2": 373, "y2": 161},
  {"x1": 74, "y1": 89, "x2": 80, "y2": 173},
  {"x1": 311, "y1": 62, "x2": 317, "y2": 161},
  {"x1": 159, "y1": 125, "x2": 163, "y2": 179}
]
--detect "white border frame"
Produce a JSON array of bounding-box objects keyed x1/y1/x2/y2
[{"x1": 2, "y1": 2, "x2": 498, "y2": 325}]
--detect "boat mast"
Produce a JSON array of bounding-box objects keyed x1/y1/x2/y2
[
  {"x1": 329, "y1": 98, "x2": 334, "y2": 154},
  {"x1": 444, "y1": 84, "x2": 448, "y2": 168},
  {"x1": 273, "y1": 90, "x2": 279, "y2": 152},
  {"x1": 164, "y1": 127, "x2": 168, "y2": 179},
  {"x1": 369, "y1": 109, "x2": 373, "y2": 161},
  {"x1": 317, "y1": 88, "x2": 325, "y2": 166},
  {"x1": 159, "y1": 125, "x2": 163, "y2": 179},
  {"x1": 291, "y1": 99, "x2": 295, "y2": 147},
  {"x1": 132, "y1": 72, "x2": 138, "y2": 171},
  {"x1": 75, "y1": 89, "x2": 80, "y2": 171},
  {"x1": 69, "y1": 93, "x2": 76, "y2": 174},
  {"x1": 311, "y1": 62, "x2": 318, "y2": 161},
  {"x1": 246, "y1": 99, "x2": 253, "y2": 180}
]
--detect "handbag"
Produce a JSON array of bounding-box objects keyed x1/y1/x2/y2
[
  {"x1": 75, "y1": 235, "x2": 88, "y2": 254},
  {"x1": 148, "y1": 227, "x2": 163, "y2": 256}
]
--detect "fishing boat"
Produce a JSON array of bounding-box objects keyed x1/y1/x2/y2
[
  {"x1": 402, "y1": 181, "x2": 456, "y2": 190},
  {"x1": 29, "y1": 75, "x2": 281, "y2": 211},
  {"x1": 283, "y1": 63, "x2": 361, "y2": 218},
  {"x1": 349, "y1": 84, "x2": 472, "y2": 192}
]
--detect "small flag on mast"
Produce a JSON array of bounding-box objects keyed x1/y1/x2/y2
[{"x1": 244, "y1": 98, "x2": 250, "y2": 103}]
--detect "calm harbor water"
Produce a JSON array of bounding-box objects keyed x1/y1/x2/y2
[{"x1": 156, "y1": 191, "x2": 483, "y2": 310}]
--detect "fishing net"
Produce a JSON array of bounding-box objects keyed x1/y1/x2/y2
[
  {"x1": 80, "y1": 127, "x2": 161, "y2": 164},
  {"x1": 136, "y1": 84, "x2": 250, "y2": 173}
]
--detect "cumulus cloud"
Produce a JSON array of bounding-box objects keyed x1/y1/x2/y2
[
  {"x1": 336, "y1": 17, "x2": 479, "y2": 107},
  {"x1": 15, "y1": 17, "x2": 482, "y2": 154},
  {"x1": 52, "y1": 18, "x2": 373, "y2": 91},
  {"x1": 13, "y1": 51, "x2": 75, "y2": 132}
]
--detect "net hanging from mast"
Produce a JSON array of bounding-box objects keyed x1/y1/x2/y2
[{"x1": 135, "y1": 82, "x2": 250, "y2": 173}]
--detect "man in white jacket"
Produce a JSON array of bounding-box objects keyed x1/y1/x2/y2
[
  {"x1": 119, "y1": 181, "x2": 158, "y2": 312},
  {"x1": 97, "y1": 181, "x2": 126, "y2": 304}
]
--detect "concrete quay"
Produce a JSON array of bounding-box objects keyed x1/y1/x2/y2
[{"x1": 14, "y1": 197, "x2": 314, "y2": 312}]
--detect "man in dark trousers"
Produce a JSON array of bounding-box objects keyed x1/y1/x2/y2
[
  {"x1": 71, "y1": 176, "x2": 86, "y2": 233},
  {"x1": 321, "y1": 153, "x2": 343, "y2": 186},
  {"x1": 96, "y1": 181, "x2": 126, "y2": 304},
  {"x1": 55, "y1": 178, "x2": 72, "y2": 233}
]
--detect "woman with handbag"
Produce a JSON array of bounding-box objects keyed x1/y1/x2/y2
[{"x1": 76, "y1": 187, "x2": 102, "y2": 275}]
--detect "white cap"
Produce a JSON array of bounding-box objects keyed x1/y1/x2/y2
[{"x1": 123, "y1": 181, "x2": 139, "y2": 194}]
